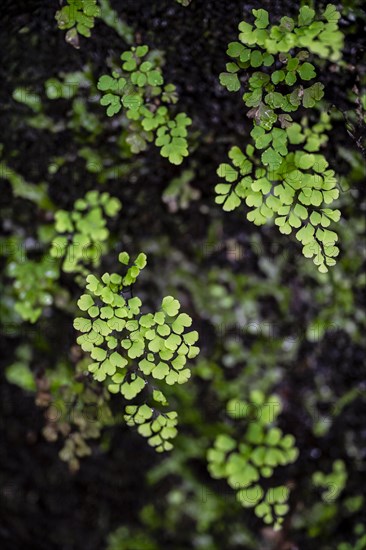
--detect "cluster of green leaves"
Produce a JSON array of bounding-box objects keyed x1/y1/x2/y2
[
  {"x1": 220, "y1": 5, "x2": 343, "y2": 118},
  {"x1": 50, "y1": 191, "x2": 121, "y2": 275},
  {"x1": 0, "y1": 155, "x2": 58, "y2": 323},
  {"x1": 74, "y1": 252, "x2": 199, "y2": 451},
  {"x1": 32, "y1": 355, "x2": 114, "y2": 471},
  {"x1": 216, "y1": 5, "x2": 344, "y2": 272},
  {"x1": 6, "y1": 248, "x2": 59, "y2": 323},
  {"x1": 221, "y1": 4, "x2": 342, "y2": 85},
  {"x1": 3, "y1": 341, "x2": 111, "y2": 472},
  {"x1": 215, "y1": 128, "x2": 340, "y2": 272},
  {"x1": 207, "y1": 390, "x2": 298, "y2": 530},
  {"x1": 175, "y1": 0, "x2": 192, "y2": 6},
  {"x1": 124, "y1": 405, "x2": 179, "y2": 453},
  {"x1": 44, "y1": 77, "x2": 80, "y2": 101},
  {"x1": 2, "y1": 186, "x2": 120, "y2": 323},
  {"x1": 45, "y1": 364, "x2": 113, "y2": 471},
  {"x1": 97, "y1": 45, "x2": 192, "y2": 164},
  {"x1": 55, "y1": 0, "x2": 101, "y2": 47}
]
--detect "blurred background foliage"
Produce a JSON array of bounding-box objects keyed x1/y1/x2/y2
[{"x1": 0, "y1": 0, "x2": 365, "y2": 549}]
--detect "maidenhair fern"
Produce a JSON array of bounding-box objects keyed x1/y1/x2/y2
[
  {"x1": 43, "y1": 359, "x2": 113, "y2": 471},
  {"x1": 207, "y1": 390, "x2": 298, "y2": 530},
  {"x1": 55, "y1": 0, "x2": 101, "y2": 48},
  {"x1": 74, "y1": 252, "x2": 199, "y2": 451},
  {"x1": 216, "y1": 5, "x2": 344, "y2": 272},
  {"x1": 4, "y1": 190, "x2": 120, "y2": 323},
  {"x1": 97, "y1": 45, "x2": 192, "y2": 164},
  {"x1": 50, "y1": 190, "x2": 121, "y2": 276},
  {"x1": 7, "y1": 253, "x2": 59, "y2": 323}
]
